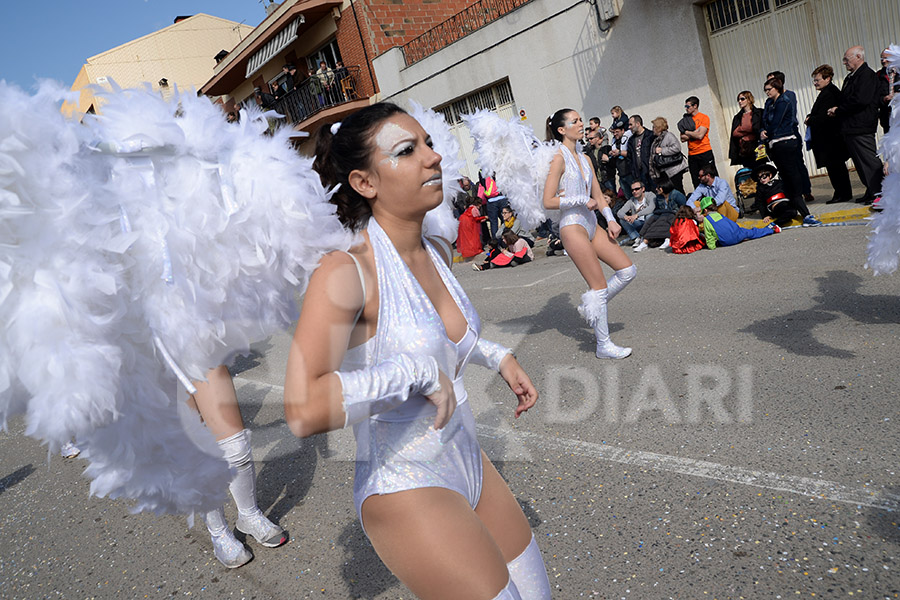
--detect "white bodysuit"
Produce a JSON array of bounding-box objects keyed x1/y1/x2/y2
[
  {"x1": 340, "y1": 218, "x2": 485, "y2": 533},
  {"x1": 557, "y1": 145, "x2": 597, "y2": 240}
]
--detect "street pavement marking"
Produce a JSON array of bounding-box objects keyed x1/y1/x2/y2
[
  {"x1": 483, "y1": 425, "x2": 900, "y2": 512},
  {"x1": 481, "y1": 268, "x2": 572, "y2": 291},
  {"x1": 234, "y1": 377, "x2": 899, "y2": 512}
]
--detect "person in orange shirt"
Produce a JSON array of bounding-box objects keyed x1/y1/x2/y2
[{"x1": 679, "y1": 96, "x2": 716, "y2": 188}]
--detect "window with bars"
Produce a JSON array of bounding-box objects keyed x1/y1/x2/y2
[
  {"x1": 435, "y1": 80, "x2": 514, "y2": 125},
  {"x1": 706, "y1": 0, "x2": 773, "y2": 33}
]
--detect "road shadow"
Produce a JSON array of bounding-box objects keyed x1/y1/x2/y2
[
  {"x1": 229, "y1": 338, "x2": 275, "y2": 376},
  {"x1": 0, "y1": 464, "x2": 35, "y2": 497},
  {"x1": 497, "y1": 292, "x2": 624, "y2": 354},
  {"x1": 338, "y1": 520, "x2": 401, "y2": 599},
  {"x1": 864, "y1": 485, "x2": 900, "y2": 548},
  {"x1": 740, "y1": 270, "x2": 900, "y2": 357}
]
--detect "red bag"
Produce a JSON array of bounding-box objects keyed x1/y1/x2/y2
[{"x1": 669, "y1": 217, "x2": 704, "y2": 254}]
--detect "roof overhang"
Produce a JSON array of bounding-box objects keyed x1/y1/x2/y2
[{"x1": 201, "y1": 0, "x2": 343, "y2": 97}]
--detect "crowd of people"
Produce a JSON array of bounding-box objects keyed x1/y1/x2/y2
[{"x1": 455, "y1": 44, "x2": 895, "y2": 262}]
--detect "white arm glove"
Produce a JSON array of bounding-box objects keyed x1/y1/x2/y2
[
  {"x1": 600, "y1": 207, "x2": 616, "y2": 223},
  {"x1": 469, "y1": 338, "x2": 513, "y2": 372},
  {"x1": 558, "y1": 194, "x2": 591, "y2": 210},
  {"x1": 336, "y1": 353, "x2": 441, "y2": 427}
]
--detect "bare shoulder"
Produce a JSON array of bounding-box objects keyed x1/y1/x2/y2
[{"x1": 308, "y1": 239, "x2": 372, "y2": 315}]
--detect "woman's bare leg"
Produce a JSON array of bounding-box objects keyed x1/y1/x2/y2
[
  {"x1": 474, "y1": 451, "x2": 533, "y2": 561},
  {"x1": 191, "y1": 365, "x2": 244, "y2": 440},
  {"x1": 560, "y1": 225, "x2": 607, "y2": 290},
  {"x1": 362, "y1": 488, "x2": 512, "y2": 600}
]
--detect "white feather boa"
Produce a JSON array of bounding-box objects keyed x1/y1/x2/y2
[
  {"x1": 0, "y1": 81, "x2": 353, "y2": 514},
  {"x1": 867, "y1": 44, "x2": 900, "y2": 275},
  {"x1": 462, "y1": 110, "x2": 557, "y2": 230},
  {"x1": 407, "y1": 100, "x2": 463, "y2": 244}
]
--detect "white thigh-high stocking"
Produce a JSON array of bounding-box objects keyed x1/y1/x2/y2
[
  {"x1": 606, "y1": 265, "x2": 636, "y2": 301},
  {"x1": 506, "y1": 535, "x2": 552, "y2": 599},
  {"x1": 491, "y1": 577, "x2": 523, "y2": 600},
  {"x1": 219, "y1": 429, "x2": 287, "y2": 548},
  {"x1": 203, "y1": 506, "x2": 252, "y2": 568},
  {"x1": 578, "y1": 289, "x2": 632, "y2": 359}
]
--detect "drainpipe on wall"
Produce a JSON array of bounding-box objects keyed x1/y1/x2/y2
[{"x1": 350, "y1": 0, "x2": 377, "y2": 93}]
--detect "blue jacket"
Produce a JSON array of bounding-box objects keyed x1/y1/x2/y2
[{"x1": 763, "y1": 91, "x2": 800, "y2": 139}]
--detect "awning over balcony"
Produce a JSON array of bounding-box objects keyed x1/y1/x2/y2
[
  {"x1": 201, "y1": 0, "x2": 342, "y2": 97},
  {"x1": 246, "y1": 17, "x2": 303, "y2": 78}
]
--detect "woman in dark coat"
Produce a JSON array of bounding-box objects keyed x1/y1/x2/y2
[
  {"x1": 805, "y1": 64, "x2": 852, "y2": 204},
  {"x1": 728, "y1": 90, "x2": 764, "y2": 168}
]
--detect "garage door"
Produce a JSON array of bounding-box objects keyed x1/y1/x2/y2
[{"x1": 704, "y1": 0, "x2": 899, "y2": 176}]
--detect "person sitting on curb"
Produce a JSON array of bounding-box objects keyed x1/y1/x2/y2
[
  {"x1": 686, "y1": 163, "x2": 740, "y2": 221},
  {"x1": 750, "y1": 163, "x2": 800, "y2": 228},
  {"x1": 473, "y1": 231, "x2": 534, "y2": 270},
  {"x1": 632, "y1": 174, "x2": 687, "y2": 252},
  {"x1": 698, "y1": 196, "x2": 780, "y2": 249},
  {"x1": 496, "y1": 205, "x2": 534, "y2": 247},
  {"x1": 617, "y1": 181, "x2": 656, "y2": 247}
]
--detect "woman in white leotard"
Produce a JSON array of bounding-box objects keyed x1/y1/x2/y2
[
  {"x1": 543, "y1": 109, "x2": 636, "y2": 359},
  {"x1": 283, "y1": 103, "x2": 552, "y2": 599}
]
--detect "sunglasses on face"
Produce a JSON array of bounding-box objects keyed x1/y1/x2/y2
[{"x1": 738, "y1": 97, "x2": 747, "y2": 101}]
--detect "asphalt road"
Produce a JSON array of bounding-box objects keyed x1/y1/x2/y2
[{"x1": 2, "y1": 223, "x2": 899, "y2": 600}]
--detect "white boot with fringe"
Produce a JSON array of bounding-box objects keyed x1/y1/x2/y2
[{"x1": 578, "y1": 289, "x2": 632, "y2": 359}]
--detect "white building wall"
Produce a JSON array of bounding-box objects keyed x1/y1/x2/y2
[{"x1": 373, "y1": 0, "x2": 734, "y2": 184}]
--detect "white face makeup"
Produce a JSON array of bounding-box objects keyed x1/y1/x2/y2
[{"x1": 375, "y1": 121, "x2": 415, "y2": 169}]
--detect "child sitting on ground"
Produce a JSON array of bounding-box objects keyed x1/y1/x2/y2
[
  {"x1": 473, "y1": 231, "x2": 534, "y2": 270},
  {"x1": 751, "y1": 163, "x2": 799, "y2": 227},
  {"x1": 698, "y1": 196, "x2": 779, "y2": 249},
  {"x1": 669, "y1": 205, "x2": 704, "y2": 254}
]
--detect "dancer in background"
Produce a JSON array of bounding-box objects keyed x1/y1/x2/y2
[
  {"x1": 190, "y1": 366, "x2": 287, "y2": 568},
  {"x1": 543, "y1": 109, "x2": 635, "y2": 359},
  {"x1": 285, "y1": 103, "x2": 550, "y2": 599}
]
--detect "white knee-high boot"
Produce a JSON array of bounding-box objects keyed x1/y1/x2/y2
[
  {"x1": 606, "y1": 265, "x2": 636, "y2": 301},
  {"x1": 219, "y1": 429, "x2": 287, "y2": 548},
  {"x1": 578, "y1": 289, "x2": 632, "y2": 359},
  {"x1": 507, "y1": 535, "x2": 552, "y2": 599}
]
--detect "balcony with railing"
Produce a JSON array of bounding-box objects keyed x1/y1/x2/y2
[
  {"x1": 400, "y1": 0, "x2": 535, "y2": 66},
  {"x1": 267, "y1": 65, "x2": 365, "y2": 129}
]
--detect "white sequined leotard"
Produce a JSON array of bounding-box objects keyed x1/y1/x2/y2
[
  {"x1": 340, "y1": 218, "x2": 484, "y2": 534},
  {"x1": 557, "y1": 145, "x2": 597, "y2": 239}
]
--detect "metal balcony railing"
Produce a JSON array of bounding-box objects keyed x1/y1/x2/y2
[
  {"x1": 400, "y1": 0, "x2": 534, "y2": 66},
  {"x1": 269, "y1": 65, "x2": 362, "y2": 125}
]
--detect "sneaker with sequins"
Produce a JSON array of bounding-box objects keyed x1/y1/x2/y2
[{"x1": 236, "y1": 510, "x2": 287, "y2": 548}]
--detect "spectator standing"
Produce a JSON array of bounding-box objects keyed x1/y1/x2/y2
[
  {"x1": 827, "y1": 46, "x2": 885, "y2": 204},
  {"x1": 685, "y1": 163, "x2": 741, "y2": 221},
  {"x1": 649, "y1": 117, "x2": 688, "y2": 194},
  {"x1": 729, "y1": 90, "x2": 764, "y2": 168},
  {"x1": 679, "y1": 96, "x2": 715, "y2": 188},
  {"x1": 761, "y1": 78, "x2": 813, "y2": 215},
  {"x1": 609, "y1": 122, "x2": 633, "y2": 193},
  {"x1": 627, "y1": 115, "x2": 656, "y2": 190},
  {"x1": 315, "y1": 60, "x2": 336, "y2": 105},
  {"x1": 876, "y1": 47, "x2": 899, "y2": 134},
  {"x1": 765, "y1": 71, "x2": 813, "y2": 201},
  {"x1": 584, "y1": 129, "x2": 613, "y2": 191},
  {"x1": 617, "y1": 181, "x2": 656, "y2": 247},
  {"x1": 585, "y1": 116, "x2": 608, "y2": 146},
  {"x1": 253, "y1": 86, "x2": 276, "y2": 110},
  {"x1": 478, "y1": 172, "x2": 508, "y2": 240},
  {"x1": 806, "y1": 64, "x2": 853, "y2": 204}
]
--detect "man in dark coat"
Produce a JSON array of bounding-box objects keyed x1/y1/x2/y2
[
  {"x1": 828, "y1": 46, "x2": 884, "y2": 204},
  {"x1": 806, "y1": 64, "x2": 852, "y2": 204},
  {"x1": 627, "y1": 115, "x2": 656, "y2": 191}
]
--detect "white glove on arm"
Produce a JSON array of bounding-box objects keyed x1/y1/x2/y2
[
  {"x1": 469, "y1": 338, "x2": 513, "y2": 372},
  {"x1": 336, "y1": 353, "x2": 441, "y2": 427}
]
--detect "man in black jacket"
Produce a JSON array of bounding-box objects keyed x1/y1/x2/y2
[
  {"x1": 627, "y1": 115, "x2": 656, "y2": 191},
  {"x1": 828, "y1": 45, "x2": 884, "y2": 204}
]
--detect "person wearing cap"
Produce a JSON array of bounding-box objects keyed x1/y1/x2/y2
[
  {"x1": 751, "y1": 164, "x2": 799, "y2": 227},
  {"x1": 698, "y1": 196, "x2": 779, "y2": 249}
]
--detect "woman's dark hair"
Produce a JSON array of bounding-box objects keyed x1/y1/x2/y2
[
  {"x1": 675, "y1": 205, "x2": 696, "y2": 220},
  {"x1": 765, "y1": 77, "x2": 784, "y2": 94},
  {"x1": 546, "y1": 108, "x2": 575, "y2": 142},
  {"x1": 501, "y1": 230, "x2": 520, "y2": 246},
  {"x1": 313, "y1": 102, "x2": 407, "y2": 230},
  {"x1": 656, "y1": 173, "x2": 675, "y2": 195}
]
